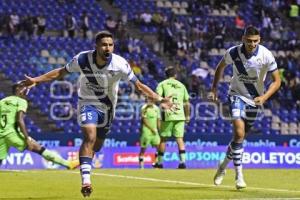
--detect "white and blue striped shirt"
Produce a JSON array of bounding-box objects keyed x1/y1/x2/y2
[
  {"x1": 65, "y1": 50, "x2": 137, "y2": 116},
  {"x1": 223, "y1": 44, "x2": 277, "y2": 106}
]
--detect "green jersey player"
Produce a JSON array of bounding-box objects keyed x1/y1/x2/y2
[
  {"x1": 139, "y1": 97, "x2": 161, "y2": 168},
  {"x1": 0, "y1": 83, "x2": 78, "y2": 169},
  {"x1": 153, "y1": 66, "x2": 190, "y2": 169}
]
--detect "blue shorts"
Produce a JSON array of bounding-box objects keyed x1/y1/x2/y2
[
  {"x1": 228, "y1": 96, "x2": 262, "y2": 128},
  {"x1": 79, "y1": 105, "x2": 112, "y2": 138}
]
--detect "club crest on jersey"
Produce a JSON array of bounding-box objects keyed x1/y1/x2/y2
[
  {"x1": 107, "y1": 70, "x2": 117, "y2": 76},
  {"x1": 257, "y1": 58, "x2": 263, "y2": 66}
]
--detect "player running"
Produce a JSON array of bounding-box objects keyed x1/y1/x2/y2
[
  {"x1": 19, "y1": 30, "x2": 174, "y2": 197},
  {"x1": 210, "y1": 26, "x2": 281, "y2": 189}
]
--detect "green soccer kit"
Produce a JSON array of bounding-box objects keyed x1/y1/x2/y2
[
  {"x1": 140, "y1": 104, "x2": 161, "y2": 148},
  {"x1": 0, "y1": 96, "x2": 28, "y2": 160},
  {"x1": 156, "y1": 78, "x2": 189, "y2": 138}
]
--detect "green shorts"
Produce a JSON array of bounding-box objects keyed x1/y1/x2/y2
[
  {"x1": 0, "y1": 131, "x2": 26, "y2": 160},
  {"x1": 160, "y1": 121, "x2": 185, "y2": 138},
  {"x1": 140, "y1": 133, "x2": 160, "y2": 148}
]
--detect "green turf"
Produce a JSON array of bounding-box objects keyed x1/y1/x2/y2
[{"x1": 0, "y1": 169, "x2": 299, "y2": 199}]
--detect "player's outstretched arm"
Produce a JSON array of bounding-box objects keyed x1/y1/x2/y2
[
  {"x1": 21, "y1": 67, "x2": 68, "y2": 88},
  {"x1": 134, "y1": 80, "x2": 173, "y2": 110}
]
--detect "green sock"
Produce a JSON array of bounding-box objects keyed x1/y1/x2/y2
[
  {"x1": 179, "y1": 150, "x2": 186, "y2": 163},
  {"x1": 41, "y1": 149, "x2": 69, "y2": 167}
]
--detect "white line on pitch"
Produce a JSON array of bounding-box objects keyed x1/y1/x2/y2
[
  {"x1": 8, "y1": 170, "x2": 300, "y2": 194},
  {"x1": 191, "y1": 199, "x2": 300, "y2": 200},
  {"x1": 70, "y1": 171, "x2": 300, "y2": 194},
  {"x1": 0, "y1": 169, "x2": 29, "y2": 172}
]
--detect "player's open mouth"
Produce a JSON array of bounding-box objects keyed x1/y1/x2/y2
[{"x1": 104, "y1": 52, "x2": 110, "y2": 58}]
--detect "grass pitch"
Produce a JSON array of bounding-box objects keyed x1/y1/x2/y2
[{"x1": 0, "y1": 169, "x2": 299, "y2": 200}]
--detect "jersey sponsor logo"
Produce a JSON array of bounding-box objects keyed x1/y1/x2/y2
[
  {"x1": 237, "y1": 74, "x2": 258, "y2": 83},
  {"x1": 86, "y1": 83, "x2": 106, "y2": 92}
]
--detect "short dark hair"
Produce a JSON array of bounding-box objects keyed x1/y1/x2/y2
[
  {"x1": 243, "y1": 26, "x2": 260, "y2": 36},
  {"x1": 95, "y1": 30, "x2": 113, "y2": 44},
  {"x1": 12, "y1": 82, "x2": 20, "y2": 94},
  {"x1": 165, "y1": 66, "x2": 176, "y2": 78}
]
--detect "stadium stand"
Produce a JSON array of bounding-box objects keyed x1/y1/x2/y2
[{"x1": 0, "y1": 0, "x2": 299, "y2": 136}]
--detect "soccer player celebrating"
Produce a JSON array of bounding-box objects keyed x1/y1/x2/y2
[
  {"x1": 20, "y1": 30, "x2": 174, "y2": 197},
  {"x1": 210, "y1": 26, "x2": 281, "y2": 189},
  {"x1": 139, "y1": 97, "x2": 161, "y2": 169},
  {"x1": 0, "y1": 83, "x2": 78, "y2": 169},
  {"x1": 153, "y1": 66, "x2": 190, "y2": 169}
]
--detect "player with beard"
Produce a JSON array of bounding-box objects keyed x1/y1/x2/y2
[{"x1": 20, "y1": 30, "x2": 174, "y2": 197}]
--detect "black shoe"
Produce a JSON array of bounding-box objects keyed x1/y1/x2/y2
[
  {"x1": 81, "y1": 184, "x2": 93, "y2": 197},
  {"x1": 178, "y1": 163, "x2": 186, "y2": 169},
  {"x1": 152, "y1": 163, "x2": 163, "y2": 169}
]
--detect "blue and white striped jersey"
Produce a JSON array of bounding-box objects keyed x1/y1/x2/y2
[
  {"x1": 223, "y1": 44, "x2": 277, "y2": 106},
  {"x1": 65, "y1": 50, "x2": 138, "y2": 116}
]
